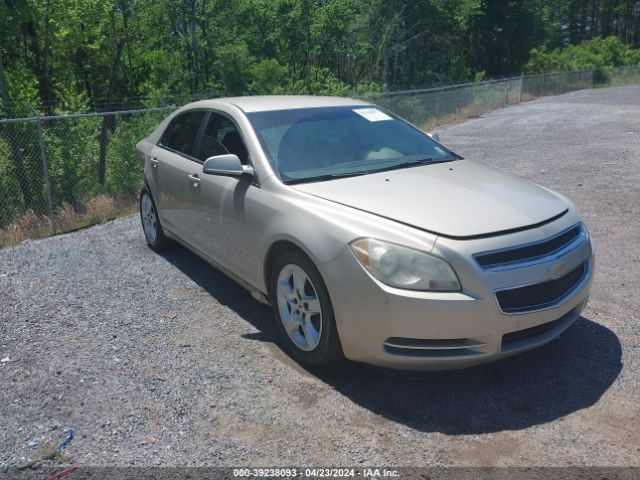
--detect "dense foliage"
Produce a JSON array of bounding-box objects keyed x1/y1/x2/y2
[
  {"x1": 1, "y1": 0, "x2": 640, "y2": 244},
  {"x1": 1, "y1": 0, "x2": 640, "y2": 113},
  {"x1": 527, "y1": 36, "x2": 640, "y2": 78}
]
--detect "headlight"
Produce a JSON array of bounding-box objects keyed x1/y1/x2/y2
[{"x1": 349, "y1": 238, "x2": 461, "y2": 291}]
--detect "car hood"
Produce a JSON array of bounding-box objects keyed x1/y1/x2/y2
[{"x1": 291, "y1": 160, "x2": 568, "y2": 239}]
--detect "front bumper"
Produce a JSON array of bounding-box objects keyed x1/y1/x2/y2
[{"x1": 318, "y1": 221, "x2": 593, "y2": 370}]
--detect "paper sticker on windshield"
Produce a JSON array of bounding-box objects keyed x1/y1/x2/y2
[{"x1": 353, "y1": 108, "x2": 392, "y2": 122}]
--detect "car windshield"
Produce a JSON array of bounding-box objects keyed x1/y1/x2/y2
[{"x1": 247, "y1": 106, "x2": 457, "y2": 184}]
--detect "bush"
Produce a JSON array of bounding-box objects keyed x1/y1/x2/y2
[{"x1": 525, "y1": 37, "x2": 640, "y2": 79}]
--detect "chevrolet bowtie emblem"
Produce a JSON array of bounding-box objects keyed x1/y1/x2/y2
[{"x1": 548, "y1": 260, "x2": 567, "y2": 279}]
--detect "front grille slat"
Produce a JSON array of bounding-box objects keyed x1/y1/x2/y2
[
  {"x1": 496, "y1": 261, "x2": 587, "y2": 313},
  {"x1": 501, "y1": 302, "x2": 584, "y2": 351},
  {"x1": 475, "y1": 224, "x2": 584, "y2": 270},
  {"x1": 502, "y1": 318, "x2": 564, "y2": 345}
]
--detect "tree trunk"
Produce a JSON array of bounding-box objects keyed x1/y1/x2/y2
[
  {"x1": 189, "y1": 0, "x2": 199, "y2": 95},
  {"x1": 5, "y1": 0, "x2": 54, "y2": 113},
  {"x1": 200, "y1": 0, "x2": 212, "y2": 85},
  {"x1": 590, "y1": 0, "x2": 598, "y2": 38},
  {"x1": 601, "y1": 1, "x2": 613, "y2": 37},
  {"x1": 0, "y1": 55, "x2": 10, "y2": 114},
  {"x1": 122, "y1": 8, "x2": 135, "y2": 81},
  {"x1": 41, "y1": 1, "x2": 54, "y2": 116},
  {"x1": 579, "y1": 0, "x2": 588, "y2": 42},
  {"x1": 98, "y1": 39, "x2": 124, "y2": 186},
  {"x1": 635, "y1": 9, "x2": 640, "y2": 47},
  {"x1": 75, "y1": 25, "x2": 94, "y2": 109},
  {"x1": 568, "y1": 0, "x2": 578, "y2": 43}
]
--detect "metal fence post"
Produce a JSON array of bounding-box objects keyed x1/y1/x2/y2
[
  {"x1": 31, "y1": 107, "x2": 57, "y2": 235},
  {"x1": 434, "y1": 88, "x2": 440, "y2": 126},
  {"x1": 518, "y1": 73, "x2": 523, "y2": 103}
]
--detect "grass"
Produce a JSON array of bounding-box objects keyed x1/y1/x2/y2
[
  {"x1": 0, "y1": 194, "x2": 137, "y2": 248},
  {"x1": 17, "y1": 440, "x2": 71, "y2": 470},
  {"x1": 421, "y1": 108, "x2": 483, "y2": 131}
]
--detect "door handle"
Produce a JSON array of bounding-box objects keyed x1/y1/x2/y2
[
  {"x1": 188, "y1": 173, "x2": 201, "y2": 187},
  {"x1": 150, "y1": 157, "x2": 159, "y2": 168}
]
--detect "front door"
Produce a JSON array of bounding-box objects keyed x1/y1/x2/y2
[{"x1": 190, "y1": 112, "x2": 260, "y2": 282}]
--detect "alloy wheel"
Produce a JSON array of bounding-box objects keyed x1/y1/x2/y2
[
  {"x1": 140, "y1": 193, "x2": 158, "y2": 243},
  {"x1": 276, "y1": 264, "x2": 323, "y2": 351}
]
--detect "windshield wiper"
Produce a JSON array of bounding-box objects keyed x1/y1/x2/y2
[
  {"x1": 362, "y1": 157, "x2": 455, "y2": 175},
  {"x1": 284, "y1": 157, "x2": 454, "y2": 185},
  {"x1": 284, "y1": 171, "x2": 366, "y2": 185}
]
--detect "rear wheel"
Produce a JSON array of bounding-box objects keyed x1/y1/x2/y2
[
  {"x1": 140, "y1": 187, "x2": 171, "y2": 251},
  {"x1": 270, "y1": 250, "x2": 343, "y2": 365}
]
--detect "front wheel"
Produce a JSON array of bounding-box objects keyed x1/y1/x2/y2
[
  {"x1": 139, "y1": 187, "x2": 171, "y2": 251},
  {"x1": 270, "y1": 250, "x2": 343, "y2": 365}
]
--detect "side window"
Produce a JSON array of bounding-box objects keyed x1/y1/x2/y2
[
  {"x1": 160, "y1": 111, "x2": 206, "y2": 157},
  {"x1": 198, "y1": 113, "x2": 250, "y2": 164}
]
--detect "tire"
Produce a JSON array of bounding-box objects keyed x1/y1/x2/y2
[
  {"x1": 139, "y1": 186, "x2": 171, "y2": 251},
  {"x1": 269, "y1": 250, "x2": 343, "y2": 365}
]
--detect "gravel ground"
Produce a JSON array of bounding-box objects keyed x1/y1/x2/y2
[{"x1": 1, "y1": 86, "x2": 639, "y2": 470}]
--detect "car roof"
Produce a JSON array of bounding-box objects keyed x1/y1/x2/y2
[{"x1": 184, "y1": 95, "x2": 371, "y2": 113}]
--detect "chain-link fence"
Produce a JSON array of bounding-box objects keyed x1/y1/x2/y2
[
  {"x1": 363, "y1": 69, "x2": 603, "y2": 129},
  {"x1": 610, "y1": 65, "x2": 640, "y2": 86},
  {"x1": 1, "y1": 67, "x2": 639, "y2": 246},
  {"x1": 0, "y1": 108, "x2": 172, "y2": 245}
]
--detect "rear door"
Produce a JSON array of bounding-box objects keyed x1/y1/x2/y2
[{"x1": 150, "y1": 110, "x2": 207, "y2": 245}]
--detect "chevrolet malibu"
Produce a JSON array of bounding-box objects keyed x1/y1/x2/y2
[{"x1": 136, "y1": 96, "x2": 593, "y2": 370}]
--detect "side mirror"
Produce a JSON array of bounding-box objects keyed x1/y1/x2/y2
[
  {"x1": 203, "y1": 154, "x2": 254, "y2": 177},
  {"x1": 428, "y1": 132, "x2": 441, "y2": 142}
]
